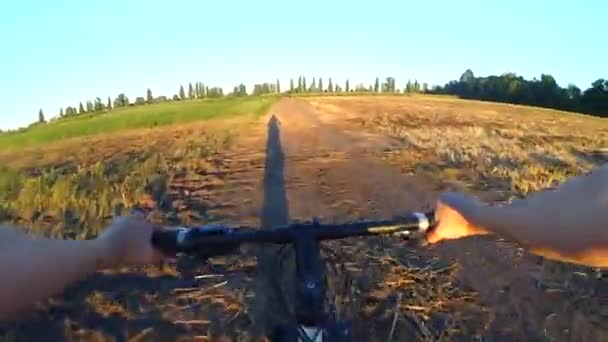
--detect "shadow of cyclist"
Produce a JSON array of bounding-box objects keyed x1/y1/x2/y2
[
  {"x1": 261, "y1": 114, "x2": 289, "y2": 229},
  {"x1": 251, "y1": 114, "x2": 294, "y2": 336}
]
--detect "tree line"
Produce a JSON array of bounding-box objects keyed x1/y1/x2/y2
[
  {"x1": 38, "y1": 81, "x2": 229, "y2": 125},
  {"x1": 50, "y1": 80, "x2": 289, "y2": 123},
  {"x1": 25, "y1": 70, "x2": 606, "y2": 131},
  {"x1": 27, "y1": 85, "x2": 209, "y2": 128},
  {"x1": 30, "y1": 76, "x2": 417, "y2": 126},
  {"x1": 431, "y1": 69, "x2": 608, "y2": 117},
  {"x1": 285, "y1": 76, "x2": 423, "y2": 94}
]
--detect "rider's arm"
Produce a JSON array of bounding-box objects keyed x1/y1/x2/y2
[
  {"x1": 0, "y1": 215, "x2": 162, "y2": 320},
  {"x1": 430, "y1": 164, "x2": 608, "y2": 267}
]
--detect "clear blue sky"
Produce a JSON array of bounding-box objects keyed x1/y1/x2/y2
[{"x1": 0, "y1": 0, "x2": 605, "y2": 129}]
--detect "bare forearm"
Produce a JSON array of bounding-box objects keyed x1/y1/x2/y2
[
  {"x1": 482, "y1": 165, "x2": 608, "y2": 266},
  {"x1": 0, "y1": 238, "x2": 104, "y2": 320},
  {"x1": 0, "y1": 215, "x2": 161, "y2": 321}
]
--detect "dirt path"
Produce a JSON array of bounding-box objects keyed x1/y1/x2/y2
[{"x1": 266, "y1": 98, "x2": 435, "y2": 221}]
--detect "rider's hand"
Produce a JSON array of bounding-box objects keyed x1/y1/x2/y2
[
  {"x1": 95, "y1": 214, "x2": 164, "y2": 269},
  {"x1": 427, "y1": 192, "x2": 490, "y2": 244}
]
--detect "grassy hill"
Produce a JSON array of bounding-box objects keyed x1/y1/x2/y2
[
  {"x1": 0, "y1": 96, "x2": 277, "y2": 150},
  {"x1": 1, "y1": 94, "x2": 607, "y2": 340},
  {"x1": 0, "y1": 95, "x2": 279, "y2": 238}
]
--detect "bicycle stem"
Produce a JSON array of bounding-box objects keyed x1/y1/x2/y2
[{"x1": 293, "y1": 227, "x2": 327, "y2": 327}]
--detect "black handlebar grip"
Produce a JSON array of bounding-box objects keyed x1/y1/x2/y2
[{"x1": 151, "y1": 228, "x2": 184, "y2": 256}]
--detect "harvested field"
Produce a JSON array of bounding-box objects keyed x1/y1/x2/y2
[{"x1": 1, "y1": 95, "x2": 606, "y2": 341}]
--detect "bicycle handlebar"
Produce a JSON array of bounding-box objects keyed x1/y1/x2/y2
[
  {"x1": 151, "y1": 211, "x2": 436, "y2": 335},
  {"x1": 151, "y1": 212, "x2": 435, "y2": 258}
]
